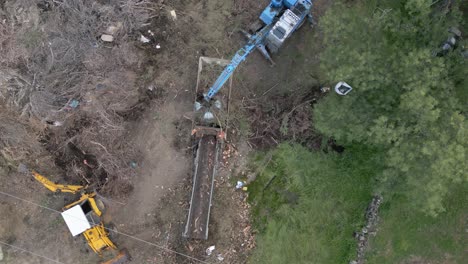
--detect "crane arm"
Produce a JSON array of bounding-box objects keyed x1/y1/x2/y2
[{"x1": 205, "y1": 24, "x2": 273, "y2": 100}]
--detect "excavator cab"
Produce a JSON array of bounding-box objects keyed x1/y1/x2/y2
[{"x1": 62, "y1": 193, "x2": 113, "y2": 252}]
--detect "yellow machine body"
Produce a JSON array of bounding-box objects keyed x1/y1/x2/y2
[{"x1": 83, "y1": 223, "x2": 117, "y2": 254}]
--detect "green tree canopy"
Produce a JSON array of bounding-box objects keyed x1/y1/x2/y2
[{"x1": 314, "y1": 0, "x2": 467, "y2": 215}]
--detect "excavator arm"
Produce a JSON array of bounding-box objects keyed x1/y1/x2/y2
[{"x1": 32, "y1": 171, "x2": 85, "y2": 193}]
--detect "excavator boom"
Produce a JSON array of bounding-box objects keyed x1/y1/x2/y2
[{"x1": 32, "y1": 171, "x2": 85, "y2": 193}]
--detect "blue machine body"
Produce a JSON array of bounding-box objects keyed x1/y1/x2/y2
[
  {"x1": 260, "y1": 0, "x2": 298, "y2": 25},
  {"x1": 204, "y1": 0, "x2": 313, "y2": 101}
]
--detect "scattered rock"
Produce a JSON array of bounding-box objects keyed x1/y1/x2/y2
[
  {"x1": 101, "y1": 34, "x2": 114, "y2": 42},
  {"x1": 105, "y1": 22, "x2": 123, "y2": 35},
  {"x1": 51, "y1": 121, "x2": 63, "y2": 127},
  {"x1": 68, "y1": 99, "x2": 79, "y2": 109},
  {"x1": 236, "y1": 181, "x2": 245, "y2": 189},
  {"x1": 140, "y1": 35, "x2": 150, "y2": 43},
  {"x1": 320, "y1": 86, "x2": 330, "y2": 93},
  {"x1": 351, "y1": 195, "x2": 382, "y2": 264},
  {"x1": 170, "y1": 10, "x2": 177, "y2": 20},
  {"x1": 206, "y1": 245, "x2": 215, "y2": 256},
  {"x1": 17, "y1": 163, "x2": 28, "y2": 173}
]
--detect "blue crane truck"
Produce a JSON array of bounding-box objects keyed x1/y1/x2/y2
[{"x1": 204, "y1": 0, "x2": 313, "y2": 101}]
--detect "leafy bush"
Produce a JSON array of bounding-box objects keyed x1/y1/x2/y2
[{"x1": 248, "y1": 144, "x2": 379, "y2": 264}]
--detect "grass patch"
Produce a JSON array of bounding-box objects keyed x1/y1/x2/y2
[
  {"x1": 366, "y1": 184, "x2": 468, "y2": 263},
  {"x1": 248, "y1": 143, "x2": 379, "y2": 264}
]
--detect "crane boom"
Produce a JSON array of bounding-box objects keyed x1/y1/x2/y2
[{"x1": 204, "y1": 24, "x2": 273, "y2": 100}]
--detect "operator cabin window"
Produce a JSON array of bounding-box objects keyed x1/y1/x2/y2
[
  {"x1": 294, "y1": 3, "x2": 306, "y2": 14},
  {"x1": 273, "y1": 26, "x2": 286, "y2": 40},
  {"x1": 81, "y1": 200, "x2": 92, "y2": 214},
  {"x1": 338, "y1": 86, "x2": 351, "y2": 94}
]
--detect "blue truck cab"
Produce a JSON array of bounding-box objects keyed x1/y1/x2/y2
[
  {"x1": 260, "y1": 0, "x2": 302, "y2": 25},
  {"x1": 262, "y1": 0, "x2": 313, "y2": 53}
]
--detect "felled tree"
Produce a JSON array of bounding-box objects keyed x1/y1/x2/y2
[{"x1": 314, "y1": 0, "x2": 467, "y2": 216}]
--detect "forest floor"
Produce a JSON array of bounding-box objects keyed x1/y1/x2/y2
[{"x1": 0, "y1": 0, "x2": 331, "y2": 263}]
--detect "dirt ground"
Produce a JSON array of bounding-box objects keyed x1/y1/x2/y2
[{"x1": 0, "y1": 0, "x2": 332, "y2": 263}]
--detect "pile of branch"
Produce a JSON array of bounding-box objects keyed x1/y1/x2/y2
[
  {"x1": 0, "y1": 0, "x2": 156, "y2": 120},
  {"x1": 232, "y1": 0, "x2": 266, "y2": 17},
  {"x1": 0, "y1": 107, "x2": 42, "y2": 165},
  {"x1": 0, "y1": 0, "x2": 161, "y2": 194},
  {"x1": 240, "y1": 91, "x2": 321, "y2": 150}
]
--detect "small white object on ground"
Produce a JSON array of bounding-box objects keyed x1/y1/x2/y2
[
  {"x1": 101, "y1": 34, "x2": 114, "y2": 42},
  {"x1": 105, "y1": 22, "x2": 122, "y2": 35},
  {"x1": 320, "y1": 86, "x2": 330, "y2": 93},
  {"x1": 217, "y1": 254, "x2": 224, "y2": 261},
  {"x1": 106, "y1": 26, "x2": 118, "y2": 35},
  {"x1": 194, "y1": 101, "x2": 202, "y2": 111},
  {"x1": 206, "y1": 245, "x2": 215, "y2": 256},
  {"x1": 53, "y1": 121, "x2": 63, "y2": 127},
  {"x1": 155, "y1": 43, "x2": 161, "y2": 49},
  {"x1": 204, "y1": 112, "x2": 214, "y2": 120},
  {"x1": 214, "y1": 100, "x2": 222, "y2": 109},
  {"x1": 140, "y1": 34, "x2": 150, "y2": 43},
  {"x1": 170, "y1": 10, "x2": 177, "y2": 20},
  {"x1": 236, "y1": 181, "x2": 245, "y2": 189}
]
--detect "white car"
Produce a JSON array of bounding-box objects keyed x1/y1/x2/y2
[{"x1": 335, "y1": 81, "x2": 353, "y2": 95}]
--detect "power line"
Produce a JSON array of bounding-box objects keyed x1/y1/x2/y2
[
  {"x1": 0, "y1": 190, "x2": 211, "y2": 264},
  {"x1": 0, "y1": 240, "x2": 65, "y2": 264}
]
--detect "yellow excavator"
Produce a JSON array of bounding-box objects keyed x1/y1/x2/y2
[{"x1": 32, "y1": 171, "x2": 130, "y2": 264}]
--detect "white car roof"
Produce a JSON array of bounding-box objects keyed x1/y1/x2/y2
[{"x1": 61, "y1": 205, "x2": 91, "y2": 236}]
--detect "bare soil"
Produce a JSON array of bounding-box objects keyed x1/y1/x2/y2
[{"x1": 0, "y1": 0, "x2": 332, "y2": 263}]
